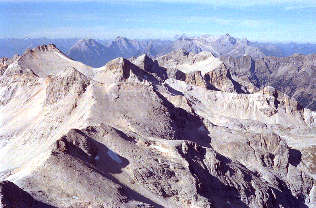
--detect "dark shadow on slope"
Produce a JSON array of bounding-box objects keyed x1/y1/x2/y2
[
  {"x1": 88, "y1": 135, "x2": 165, "y2": 207},
  {"x1": 288, "y1": 148, "x2": 302, "y2": 167},
  {"x1": 153, "y1": 89, "x2": 211, "y2": 147},
  {"x1": 126, "y1": 59, "x2": 162, "y2": 84},
  {"x1": 226, "y1": 68, "x2": 247, "y2": 94},
  {"x1": 176, "y1": 144, "x2": 249, "y2": 208},
  {"x1": 203, "y1": 73, "x2": 221, "y2": 91},
  {"x1": 177, "y1": 142, "x2": 310, "y2": 208},
  {"x1": 32, "y1": 201, "x2": 58, "y2": 208},
  {"x1": 0, "y1": 180, "x2": 57, "y2": 208},
  {"x1": 140, "y1": 55, "x2": 168, "y2": 81},
  {"x1": 164, "y1": 83, "x2": 184, "y2": 96},
  {"x1": 272, "y1": 178, "x2": 308, "y2": 208},
  {"x1": 91, "y1": 139, "x2": 129, "y2": 174},
  {"x1": 165, "y1": 67, "x2": 186, "y2": 81},
  {"x1": 56, "y1": 128, "x2": 164, "y2": 207},
  {"x1": 57, "y1": 128, "x2": 129, "y2": 174},
  {"x1": 92, "y1": 167, "x2": 164, "y2": 208},
  {"x1": 248, "y1": 57, "x2": 261, "y2": 88}
]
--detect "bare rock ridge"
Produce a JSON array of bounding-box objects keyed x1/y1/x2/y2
[{"x1": 0, "y1": 45, "x2": 315, "y2": 208}]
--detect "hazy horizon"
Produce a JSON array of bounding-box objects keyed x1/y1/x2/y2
[
  {"x1": 2, "y1": 34, "x2": 316, "y2": 45},
  {"x1": 1, "y1": 0, "x2": 316, "y2": 43}
]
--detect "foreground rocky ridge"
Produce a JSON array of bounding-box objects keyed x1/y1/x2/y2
[{"x1": 0, "y1": 44, "x2": 315, "y2": 208}]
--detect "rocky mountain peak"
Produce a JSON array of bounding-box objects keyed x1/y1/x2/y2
[
  {"x1": 176, "y1": 34, "x2": 191, "y2": 41},
  {"x1": 23, "y1": 44, "x2": 59, "y2": 55},
  {"x1": 113, "y1": 36, "x2": 130, "y2": 45},
  {"x1": 11, "y1": 44, "x2": 95, "y2": 78},
  {"x1": 114, "y1": 36, "x2": 127, "y2": 41},
  {"x1": 217, "y1": 33, "x2": 237, "y2": 45},
  {"x1": 36, "y1": 44, "x2": 58, "y2": 51},
  {"x1": 68, "y1": 39, "x2": 111, "y2": 67},
  {"x1": 133, "y1": 54, "x2": 154, "y2": 71},
  {"x1": 225, "y1": 33, "x2": 231, "y2": 37},
  {"x1": 0, "y1": 57, "x2": 8, "y2": 64},
  {"x1": 102, "y1": 57, "x2": 134, "y2": 82},
  {"x1": 105, "y1": 57, "x2": 129, "y2": 70},
  {"x1": 72, "y1": 39, "x2": 103, "y2": 50}
]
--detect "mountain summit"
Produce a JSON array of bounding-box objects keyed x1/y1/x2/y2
[{"x1": 68, "y1": 39, "x2": 114, "y2": 67}]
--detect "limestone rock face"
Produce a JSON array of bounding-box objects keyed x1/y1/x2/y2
[
  {"x1": 184, "y1": 71, "x2": 207, "y2": 88},
  {"x1": 0, "y1": 45, "x2": 315, "y2": 208},
  {"x1": 95, "y1": 57, "x2": 160, "y2": 85},
  {"x1": 0, "y1": 58, "x2": 8, "y2": 76},
  {"x1": 45, "y1": 68, "x2": 90, "y2": 105},
  {"x1": 221, "y1": 54, "x2": 316, "y2": 111},
  {"x1": 204, "y1": 64, "x2": 246, "y2": 93},
  {"x1": 130, "y1": 54, "x2": 168, "y2": 81}
]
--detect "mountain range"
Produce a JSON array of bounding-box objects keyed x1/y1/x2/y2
[
  {"x1": 0, "y1": 43, "x2": 315, "y2": 208},
  {"x1": 2, "y1": 34, "x2": 316, "y2": 67}
]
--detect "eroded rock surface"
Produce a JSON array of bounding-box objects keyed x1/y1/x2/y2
[
  {"x1": 0, "y1": 45, "x2": 315, "y2": 208},
  {"x1": 221, "y1": 54, "x2": 316, "y2": 111}
]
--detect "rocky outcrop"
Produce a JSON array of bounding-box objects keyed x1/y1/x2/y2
[
  {"x1": 204, "y1": 64, "x2": 246, "y2": 93},
  {"x1": 130, "y1": 54, "x2": 168, "y2": 81},
  {"x1": 0, "y1": 56, "x2": 20, "y2": 76},
  {"x1": 45, "y1": 68, "x2": 90, "y2": 105},
  {"x1": 177, "y1": 141, "x2": 279, "y2": 208},
  {"x1": 96, "y1": 57, "x2": 159, "y2": 85},
  {"x1": 209, "y1": 129, "x2": 315, "y2": 207},
  {"x1": 184, "y1": 71, "x2": 208, "y2": 88},
  {"x1": 0, "y1": 58, "x2": 8, "y2": 76}
]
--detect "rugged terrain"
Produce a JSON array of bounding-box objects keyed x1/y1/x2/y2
[
  {"x1": 0, "y1": 44, "x2": 315, "y2": 208},
  {"x1": 221, "y1": 54, "x2": 316, "y2": 111}
]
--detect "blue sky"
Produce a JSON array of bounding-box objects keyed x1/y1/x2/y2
[{"x1": 0, "y1": 0, "x2": 316, "y2": 42}]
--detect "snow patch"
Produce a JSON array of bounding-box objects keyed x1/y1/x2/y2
[
  {"x1": 107, "y1": 149, "x2": 122, "y2": 164},
  {"x1": 152, "y1": 145, "x2": 169, "y2": 153},
  {"x1": 198, "y1": 125, "x2": 207, "y2": 132}
]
